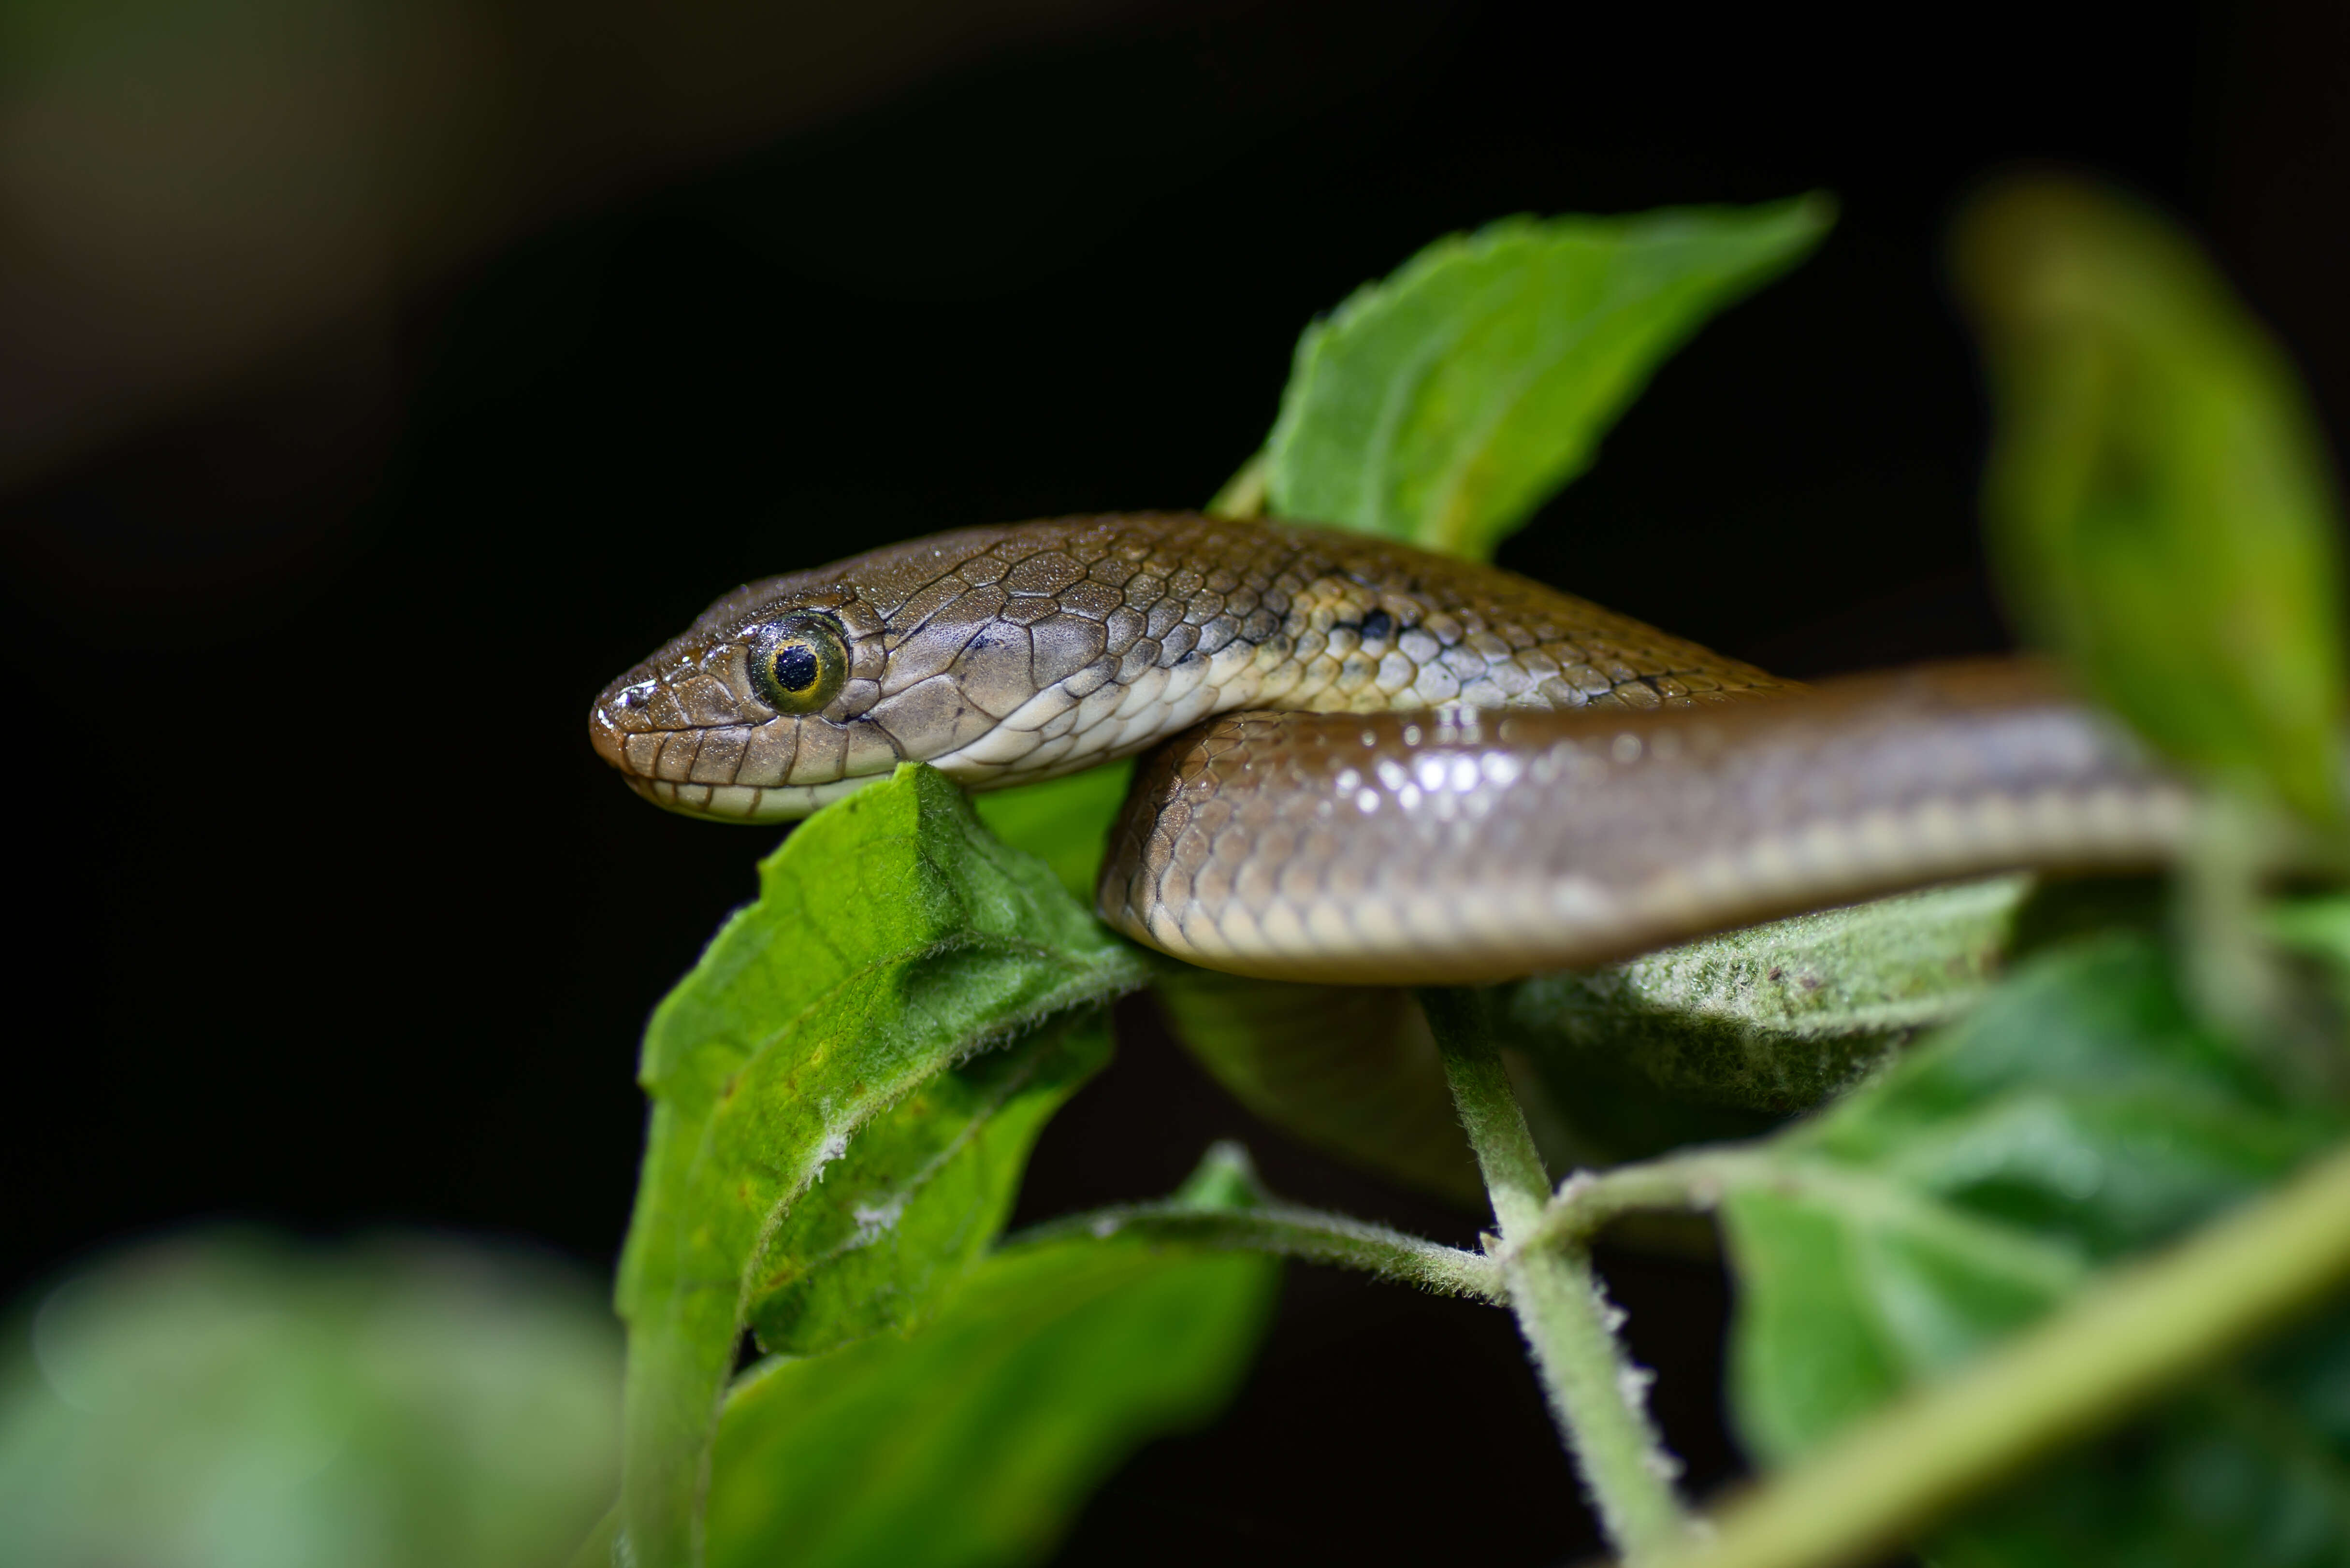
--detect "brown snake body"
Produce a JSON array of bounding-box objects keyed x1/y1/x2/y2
[{"x1": 590, "y1": 513, "x2": 2190, "y2": 982}]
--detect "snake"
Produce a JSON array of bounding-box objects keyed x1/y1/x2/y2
[{"x1": 589, "y1": 512, "x2": 2192, "y2": 984}]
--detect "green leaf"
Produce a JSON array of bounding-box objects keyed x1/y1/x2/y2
[
  {"x1": 1499, "y1": 876, "x2": 2032, "y2": 1117},
  {"x1": 1148, "y1": 885, "x2": 2030, "y2": 1199},
  {"x1": 969, "y1": 758, "x2": 1135, "y2": 905},
  {"x1": 1956, "y1": 175, "x2": 2350, "y2": 825},
  {"x1": 0, "y1": 1231, "x2": 621, "y2": 1568},
  {"x1": 1151, "y1": 969, "x2": 1482, "y2": 1204},
  {"x1": 1722, "y1": 932, "x2": 2350, "y2": 1563},
  {"x1": 747, "y1": 1009, "x2": 1110, "y2": 1355},
  {"x1": 1263, "y1": 196, "x2": 1833, "y2": 559},
  {"x1": 615, "y1": 763, "x2": 1149, "y2": 1568},
  {"x1": 700, "y1": 1206, "x2": 1278, "y2": 1568}
]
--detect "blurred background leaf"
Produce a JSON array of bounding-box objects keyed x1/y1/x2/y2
[
  {"x1": 1263, "y1": 196, "x2": 1832, "y2": 559},
  {"x1": 1956, "y1": 174, "x2": 2350, "y2": 825},
  {"x1": 1722, "y1": 933, "x2": 2350, "y2": 1563},
  {"x1": 0, "y1": 1230, "x2": 619, "y2": 1568}
]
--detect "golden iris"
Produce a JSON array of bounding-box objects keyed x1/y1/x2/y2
[{"x1": 751, "y1": 613, "x2": 848, "y2": 713}]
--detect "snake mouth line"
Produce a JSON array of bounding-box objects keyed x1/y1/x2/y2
[
  {"x1": 627, "y1": 774, "x2": 879, "y2": 821},
  {"x1": 591, "y1": 706, "x2": 898, "y2": 814}
]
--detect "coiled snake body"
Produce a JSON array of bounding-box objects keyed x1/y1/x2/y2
[{"x1": 590, "y1": 513, "x2": 2190, "y2": 982}]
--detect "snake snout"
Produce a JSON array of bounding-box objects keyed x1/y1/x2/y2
[
  {"x1": 588, "y1": 633, "x2": 906, "y2": 823},
  {"x1": 587, "y1": 699, "x2": 631, "y2": 773}
]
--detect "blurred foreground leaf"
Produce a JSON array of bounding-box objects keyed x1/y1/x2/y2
[
  {"x1": 0, "y1": 1232, "x2": 619, "y2": 1568},
  {"x1": 615, "y1": 763, "x2": 1148, "y2": 1566},
  {"x1": 1723, "y1": 933, "x2": 2350, "y2": 1562},
  {"x1": 1927, "y1": 1300, "x2": 2350, "y2": 1568},
  {"x1": 699, "y1": 1154, "x2": 1278, "y2": 1568},
  {"x1": 1264, "y1": 196, "x2": 1831, "y2": 559},
  {"x1": 2272, "y1": 892, "x2": 2350, "y2": 1027},
  {"x1": 1957, "y1": 175, "x2": 2350, "y2": 825}
]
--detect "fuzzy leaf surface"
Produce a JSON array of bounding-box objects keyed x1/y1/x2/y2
[
  {"x1": 1502, "y1": 877, "x2": 2031, "y2": 1118},
  {"x1": 746, "y1": 1009, "x2": 1110, "y2": 1355},
  {"x1": 613, "y1": 763, "x2": 1148, "y2": 1567}
]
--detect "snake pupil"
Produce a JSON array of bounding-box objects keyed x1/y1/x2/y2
[{"x1": 772, "y1": 643, "x2": 820, "y2": 692}]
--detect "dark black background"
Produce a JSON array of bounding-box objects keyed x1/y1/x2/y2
[{"x1": 3, "y1": 1, "x2": 2344, "y2": 1561}]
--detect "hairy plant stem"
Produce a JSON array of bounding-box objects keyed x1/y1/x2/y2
[
  {"x1": 1009, "y1": 1201, "x2": 1503, "y2": 1301},
  {"x1": 1420, "y1": 988, "x2": 1698, "y2": 1564},
  {"x1": 1513, "y1": 1147, "x2": 1768, "y2": 1258},
  {"x1": 1653, "y1": 1137, "x2": 2350, "y2": 1568}
]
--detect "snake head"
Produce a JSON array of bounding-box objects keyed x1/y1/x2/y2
[{"x1": 588, "y1": 525, "x2": 1111, "y2": 821}]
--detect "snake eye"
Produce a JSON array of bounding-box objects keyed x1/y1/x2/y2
[{"x1": 751, "y1": 613, "x2": 849, "y2": 713}]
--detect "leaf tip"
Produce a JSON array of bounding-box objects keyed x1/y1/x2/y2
[{"x1": 1173, "y1": 1141, "x2": 1269, "y2": 1213}]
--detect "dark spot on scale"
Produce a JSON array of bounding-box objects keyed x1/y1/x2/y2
[{"x1": 1359, "y1": 608, "x2": 1394, "y2": 641}]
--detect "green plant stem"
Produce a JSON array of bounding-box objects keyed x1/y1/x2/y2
[
  {"x1": 1009, "y1": 1201, "x2": 1503, "y2": 1302},
  {"x1": 1651, "y1": 1136, "x2": 2350, "y2": 1568},
  {"x1": 1513, "y1": 1147, "x2": 1768, "y2": 1257},
  {"x1": 1421, "y1": 988, "x2": 1698, "y2": 1564}
]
